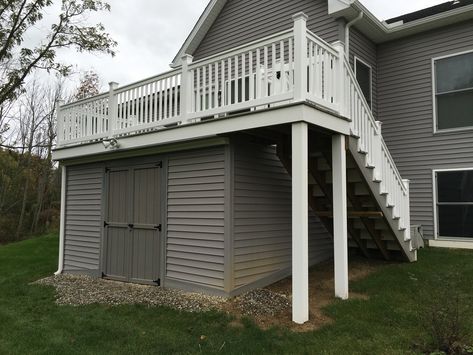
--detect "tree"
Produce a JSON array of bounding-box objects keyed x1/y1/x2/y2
[
  {"x1": 73, "y1": 70, "x2": 100, "y2": 101},
  {"x1": 0, "y1": 0, "x2": 117, "y2": 106}
]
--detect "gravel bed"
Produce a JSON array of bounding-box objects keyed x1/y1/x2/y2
[
  {"x1": 34, "y1": 275, "x2": 291, "y2": 317},
  {"x1": 235, "y1": 289, "x2": 291, "y2": 317},
  {"x1": 35, "y1": 274, "x2": 225, "y2": 312}
]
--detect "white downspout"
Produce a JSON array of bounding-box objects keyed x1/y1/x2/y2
[
  {"x1": 345, "y1": 11, "x2": 364, "y2": 58},
  {"x1": 55, "y1": 165, "x2": 66, "y2": 276}
]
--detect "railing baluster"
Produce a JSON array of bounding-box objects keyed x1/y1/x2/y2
[
  {"x1": 241, "y1": 53, "x2": 246, "y2": 102},
  {"x1": 256, "y1": 48, "x2": 261, "y2": 99},
  {"x1": 249, "y1": 50, "x2": 254, "y2": 100}
]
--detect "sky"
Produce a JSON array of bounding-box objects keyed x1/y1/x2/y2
[{"x1": 32, "y1": 0, "x2": 448, "y2": 91}]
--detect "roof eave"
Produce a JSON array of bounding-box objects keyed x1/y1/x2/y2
[
  {"x1": 328, "y1": 0, "x2": 473, "y2": 44},
  {"x1": 170, "y1": 0, "x2": 227, "y2": 68}
]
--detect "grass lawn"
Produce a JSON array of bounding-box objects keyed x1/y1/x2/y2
[{"x1": 1, "y1": 234, "x2": 473, "y2": 355}]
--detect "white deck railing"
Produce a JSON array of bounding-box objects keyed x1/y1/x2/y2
[
  {"x1": 342, "y1": 55, "x2": 411, "y2": 242},
  {"x1": 56, "y1": 14, "x2": 410, "y2": 242},
  {"x1": 57, "y1": 15, "x2": 342, "y2": 147}
]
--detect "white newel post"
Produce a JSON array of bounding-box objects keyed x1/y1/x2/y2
[
  {"x1": 180, "y1": 54, "x2": 194, "y2": 121},
  {"x1": 332, "y1": 134, "x2": 349, "y2": 300},
  {"x1": 373, "y1": 121, "x2": 383, "y2": 182},
  {"x1": 56, "y1": 99, "x2": 65, "y2": 147},
  {"x1": 108, "y1": 82, "x2": 119, "y2": 137},
  {"x1": 403, "y1": 179, "x2": 412, "y2": 244},
  {"x1": 292, "y1": 122, "x2": 309, "y2": 324},
  {"x1": 332, "y1": 42, "x2": 346, "y2": 116},
  {"x1": 292, "y1": 12, "x2": 308, "y2": 102}
]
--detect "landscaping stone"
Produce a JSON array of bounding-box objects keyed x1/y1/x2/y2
[{"x1": 35, "y1": 274, "x2": 226, "y2": 312}]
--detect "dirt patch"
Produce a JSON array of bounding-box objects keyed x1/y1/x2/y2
[{"x1": 34, "y1": 257, "x2": 385, "y2": 332}]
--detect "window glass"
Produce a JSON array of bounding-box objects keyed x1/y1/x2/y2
[
  {"x1": 437, "y1": 90, "x2": 473, "y2": 130},
  {"x1": 435, "y1": 52, "x2": 473, "y2": 93},
  {"x1": 437, "y1": 170, "x2": 473, "y2": 203},
  {"x1": 355, "y1": 59, "x2": 372, "y2": 108},
  {"x1": 438, "y1": 205, "x2": 473, "y2": 238},
  {"x1": 435, "y1": 52, "x2": 473, "y2": 131},
  {"x1": 436, "y1": 170, "x2": 473, "y2": 238}
]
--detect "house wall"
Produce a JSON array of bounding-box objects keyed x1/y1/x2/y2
[
  {"x1": 192, "y1": 0, "x2": 340, "y2": 60},
  {"x1": 62, "y1": 141, "x2": 334, "y2": 295},
  {"x1": 63, "y1": 164, "x2": 105, "y2": 274},
  {"x1": 349, "y1": 28, "x2": 378, "y2": 118},
  {"x1": 231, "y1": 141, "x2": 333, "y2": 293},
  {"x1": 377, "y1": 20, "x2": 473, "y2": 239},
  {"x1": 165, "y1": 147, "x2": 228, "y2": 292}
]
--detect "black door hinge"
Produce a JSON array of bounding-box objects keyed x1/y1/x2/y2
[
  {"x1": 101, "y1": 272, "x2": 106, "y2": 278},
  {"x1": 154, "y1": 278, "x2": 161, "y2": 286},
  {"x1": 155, "y1": 224, "x2": 162, "y2": 231},
  {"x1": 156, "y1": 161, "x2": 163, "y2": 168},
  {"x1": 104, "y1": 221, "x2": 109, "y2": 228}
]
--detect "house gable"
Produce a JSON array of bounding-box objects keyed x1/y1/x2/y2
[{"x1": 172, "y1": 0, "x2": 341, "y2": 65}]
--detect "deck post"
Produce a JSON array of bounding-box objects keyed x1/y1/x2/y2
[
  {"x1": 292, "y1": 12, "x2": 308, "y2": 102},
  {"x1": 292, "y1": 121, "x2": 309, "y2": 324},
  {"x1": 180, "y1": 54, "x2": 194, "y2": 122},
  {"x1": 108, "y1": 82, "x2": 119, "y2": 137},
  {"x1": 332, "y1": 134, "x2": 349, "y2": 299},
  {"x1": 332, "y1": 41, "x2": 346, "y2": 117}
]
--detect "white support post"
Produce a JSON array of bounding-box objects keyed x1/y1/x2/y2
[
  {"x1": 332, "y1": 41, "x2": 346, "y2": 116},
  {"x1": 292, "y1": 122, "x2": 309, "y2": 324},
  {"x1": 180, "y1": 54, "x2": 194, "y2": 121},
  {"x1": 108, "y1": 82, "x2": 119, "y2": 137},
  {"x1": 332, "y1": 134, "x2": 349, "y2": 300},
  {"x1": 292, "y1": 12, "x2": 308, "y2": 102},
  {"x1": 55, "y1": 165, "x2": 67, "y2": 276}
]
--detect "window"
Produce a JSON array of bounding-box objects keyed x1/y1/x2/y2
[
  {"x1": 435, "y1": 169, "x2": 473, "y2": 239},
  {"x1": 433, "y1": 51, "x2": 473, "y2": 131},
  {"x1": 355, "y1": 57, "x2": 372, "y2": 108}
]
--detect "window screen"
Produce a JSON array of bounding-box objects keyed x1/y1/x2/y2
[
  {"x1": 434, "y1": 52, "x2": 473, "y2": 131},
  {"x1": 355, "y1": 58, "x2": 372, "y2": 108},
  {"x1": 436, "y1": 170, "x2": 473, "y2": 238}
]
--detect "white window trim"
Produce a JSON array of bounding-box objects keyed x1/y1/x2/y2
[
  {"x1": 354, "y1": 56, "x2": 373, "y2": 109},
  {"x1": 432, "y1": 167, "x2": 473, "y2": 241},
  {"x1": 431, "y1": 49, "x2": 473, "y2": 135}
]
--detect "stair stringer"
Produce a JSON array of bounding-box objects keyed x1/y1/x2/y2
[{"x1": 348, "y1": 137, "x2": 417, "y2": 262}]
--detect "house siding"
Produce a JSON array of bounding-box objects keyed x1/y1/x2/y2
[
  {"x1": 192, "y1": 0, "x2": 340, "y2": 60},
  {"x1": 166, "y1": 147, "x2": 227, "y2": 290},
  {"x1": 232, "y1": 142, "x2": 333, "y2": 290},
  {"x1": 377, "y1": 21, "x2": 473, "y2": 239},
  {"x1": 64, "y1": 164, "x2": 104, "y2": 273},
  {"x1": 350, "y1": 28, "x2": 378, "y2": 118}
]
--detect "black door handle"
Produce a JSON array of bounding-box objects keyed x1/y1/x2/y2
[{"x1": 128, "y1": 224, "x2": 134, "y2": 229}]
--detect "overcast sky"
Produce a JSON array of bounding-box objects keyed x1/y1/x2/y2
[{"x1": 41, "y1": 0, "x2": 447, "y2": 91}]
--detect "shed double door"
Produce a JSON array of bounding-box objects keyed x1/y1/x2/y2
[{"x1": 103, "y1": 164, "x2": 161, "y2": 284}]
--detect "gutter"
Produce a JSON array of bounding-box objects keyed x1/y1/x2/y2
[
  {"x1": 330, "y1": 0, "x2": 473, "y2": 44},
  {"x1": 345, "y1": 11, "x2": 363, "y2": 56},
  {"x1": 54, "y1": 165, "x2": 66, "y2": 276}
]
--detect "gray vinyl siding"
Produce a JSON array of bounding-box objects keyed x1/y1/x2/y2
[
  {"x1": 166, "y1": 147, "x2": 226, "y2": 290},
  {"x1": 377, "y1": 21, "x2": 473, "y2": 239},
  {"x1": 64, "y1": 164, "x2": 104, "y2": 272},
  {"x1": 350, "y1": 28, "x2": 378, "y2": 118},
  {"x1": 232, "y1": 143, "x2": 333, "y2": 289},
  {"x1": 193, "y1": 0, "x2": 340, "y2": 60}
]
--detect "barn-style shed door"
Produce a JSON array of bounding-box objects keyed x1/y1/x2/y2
[{"x1": 103, "y1": 164, "x2": 161, "y2": 285}]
